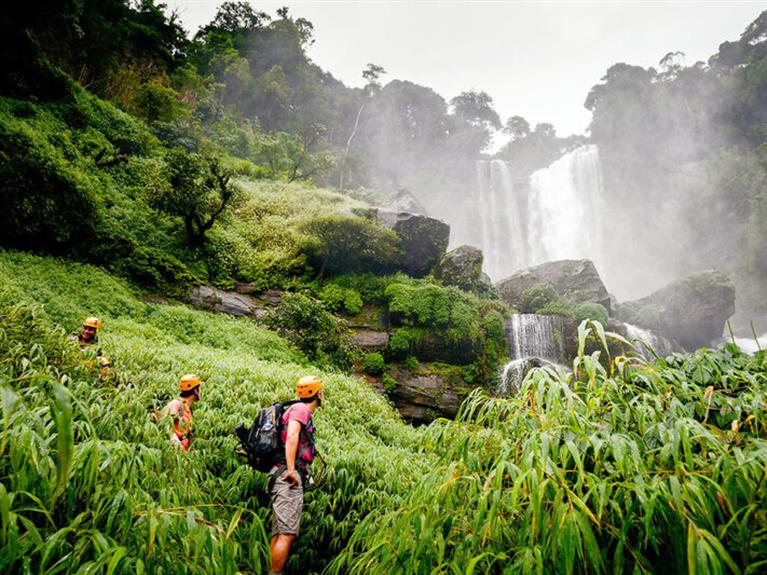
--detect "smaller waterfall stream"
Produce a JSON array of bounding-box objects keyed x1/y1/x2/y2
[
  {"x1": 624, "y1": 323, "x2": 675, "y2": 359},
  {"x1": 497, "y1": 314, "x2": 567, "y2": 396}
]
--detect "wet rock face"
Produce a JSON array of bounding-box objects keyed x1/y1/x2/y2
[
  {"x1": 496, "y1": 259, "x2": 611, "y2": 313},
  {"x1": 615, "y1": 270, "x2": 735, "y2": 350},
  {"x1": 362, "y1": 208, "x2": 450, "y2": 278},
  {"x1": 434, "y1": 245, "x2": 484, "y2": 292},
  {"x1": 350, "y1": 330, "x2": 390, "y2": 351},
  {"x1": 383, "y1": 367, "x2": 464, "y2": 425}
]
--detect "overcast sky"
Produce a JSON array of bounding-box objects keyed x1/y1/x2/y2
[{"x1": 167, "y1": 1, "x2": 767, "y2": 137}]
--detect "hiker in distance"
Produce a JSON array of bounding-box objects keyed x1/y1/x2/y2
[
  {"x1": 72, "y1": 316, "x2": 111, "y2": 376},
  {"x1": 269, "y1": 375, "x2": 324, "y2": 575},
  {"x1": 154, "y1": 374, "x2": 203, "y2": 452}
]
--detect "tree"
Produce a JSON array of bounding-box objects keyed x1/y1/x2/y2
[
  {"x1": 503, "y1": 115, "x2": 530, "y2": 140},
  {"x1": 150, "y1": 149, "x2": 239, "y2": 244},
  {"x1": 449, "y1": 90, "x2": 501, "y2": 129},
  {"x1": 339, "y1": 63, "x2": 386, "y2": 189},
  {"x1": 199, "y1": 2, "x2": 270, "y2": 36}
]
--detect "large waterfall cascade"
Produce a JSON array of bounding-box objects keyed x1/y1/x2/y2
[
  {"x1": 470, "y1": 145, "x2": 606, "y2": 282},
  {"x1": 474, "y1": 160, "x2": 526, "y2": 279},
  {"x1": 497, "y1": 314, "x2": 568, "y2": 396},
  {"x1": 527, "y1": 145, "x2": 605, "y2": 270}
]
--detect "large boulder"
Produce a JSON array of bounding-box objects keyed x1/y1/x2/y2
[
  {"x1": 615, "y1": 270, "x2": 735, "y2": 350},
  {"x1": 358, "y1": 208, "x2": 450, "y2": 277},
  {"x1": 189, "y1": 285, "x2": 267, "y2": 319},
  {"x1": 434, "y1": 245, "x2": 484, "y2": 292},
  {"x1": 496, "y1": 259, "x2": 611, "y2": 312}
]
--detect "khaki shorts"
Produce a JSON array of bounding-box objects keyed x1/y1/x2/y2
[{"x1": 269, "y1": 466, "x2": 304, "y2": 536}]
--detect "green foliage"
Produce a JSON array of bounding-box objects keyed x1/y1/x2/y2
[
  {"x1": 381, "y1": 373, "x2": 397, "y2": 393},
  {"x1": 388, "y1": 328, "x2": 417, "y2": 357},
  {"x1": 114, "y1": 246, "x2": 199, "y2": 297},
  {"x1": 0, "y1": 250, "x2": 430, "y2": 574},
  {"x1": 330, "y1": 322, "x2": 767, "y2": 574},
  {"x1": 301, "y1": 215, "x2": 401, "y2": 276},
  {"x1": 362, "y1": 352, "x2": 385, "y2": 376},
  {"x1": 520, "y1": 282, "x2": 559, "y2": 314},
  {"x1": 266, "y1": 291, "x2": 352, "y2": 369},
  {"x1": 573, "y1": 301, "x2": 609, "y2": 326},
  {"x1": 317, "y1": 283, "x2": 364, "y2": 315},
  {"x1": 403, "y1": 355, "x2": 419, "y2": 372},
  {"x1": 149, "y1": 149, "x2": 240, "y2": 245},
  {"x1": 385, "y1": 282, "x2": 476, "y2": 333},
  {"x1": 131, "y1": 80, "x2": 186, "y2": 124}
]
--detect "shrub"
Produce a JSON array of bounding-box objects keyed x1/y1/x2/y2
[
  {"x1": 520, "y1": 282, "x2": 559, "y2": 313},
  {"x1": 404, "y1": 355, "x2": 420, "y2": 372},
  {"x1": 301, "y1": 215, "x2": 401, "y2": 276},
  {"x1": 388, "y1": 328, "x2": 416, "y2": 357},
  {"x1": 574, "y1": 301, "x2": 609, "y2": 326},
  {"x1": 266, "y1": 291, "x2": 352, "y2": 369},
  {"x1": 382, "y1": 373, "x2": 397, "y2": 393},
  {"x1": 0, "y1": 106, "x2": 100, "y2": 251},
  {"x1": 114, "y1": 246, "x2": 198, "y2": 297},
  {"x1": 362, "y1": 352, "x2": 386, "y2": 375},
  {"x1": 318, "y1": 283, "x2": 363, "y2": 315}
]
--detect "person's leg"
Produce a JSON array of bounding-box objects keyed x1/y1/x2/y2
[{"x1": 270, "y1": 533, "x2": 296, "y2": 573}]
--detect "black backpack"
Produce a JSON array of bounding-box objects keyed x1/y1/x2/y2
[{"x1": 234, "y1": 400, "x2": 301, "y2": 472}]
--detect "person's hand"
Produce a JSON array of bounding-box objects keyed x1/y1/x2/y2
[{"x1": 281, "y1": 468, "x2": 301, "y2": 487}]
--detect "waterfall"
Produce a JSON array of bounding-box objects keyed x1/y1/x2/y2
[
  {"x1": 624, "y1": 323, "x2": 675, "y2": 359},
  {"x1": 527, "y1": 145, "x2": 605, "y2": 269},
  {"x1": 730, "y1": 332, "x2": 767, "y2": 354},
  {"x1": 474, "y1": 159, "x2": 526, "y2": 279},
  {"x1": 497, "y1": 314, "x2": 567, "y2": 396}
]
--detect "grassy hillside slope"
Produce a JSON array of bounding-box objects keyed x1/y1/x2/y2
[{"x1": 0, "y1": 250, "x2": 430, "y2": 574}]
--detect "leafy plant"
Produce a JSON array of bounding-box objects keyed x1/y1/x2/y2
[{"x1": 362, "y1": 352, "x2": 385, "y2": 375}]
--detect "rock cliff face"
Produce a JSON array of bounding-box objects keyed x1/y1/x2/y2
[
  {"x1": 496, "y1": 259, "x2": 611, "y2": 312},
  {"x1": 382, "y1": 365, "x2": 468, "y2": 424},
  {"x1": 359, "y1": 208, "x2": 450, "y2": 277},
  {"x1": 615, "y1": 270, "x2": 735, "y2": 350}
]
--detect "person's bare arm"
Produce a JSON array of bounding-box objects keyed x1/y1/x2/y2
[{"x1": 282, "y1": 419, "x2": 302, "y2": 487}]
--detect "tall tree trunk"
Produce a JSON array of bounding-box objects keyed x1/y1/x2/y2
[{"x1": 338, "y1": 100, "x2": 366, "y2": 190}]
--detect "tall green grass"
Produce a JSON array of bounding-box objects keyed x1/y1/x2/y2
[
  {"x1": 329, "y1": 323, "x2": 767, "y2": 574},
  {"x1": 0, "y1": 250, "x2": 430, "y2": 574}
]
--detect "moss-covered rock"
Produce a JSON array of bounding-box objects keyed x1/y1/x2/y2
[{"x1": 434, "y1": 245, "x2": 484, "y2": 292}]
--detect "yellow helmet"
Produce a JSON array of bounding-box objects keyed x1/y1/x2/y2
[
  {"x1": 296, "y1": 375, "x2": 324, "y2": 399},
  {"x1": 179, "y1": 374, "x2": 202, "y2": 392},
  {"x1": 83, "y1": 317, "x2": 102, "y2": 329}
]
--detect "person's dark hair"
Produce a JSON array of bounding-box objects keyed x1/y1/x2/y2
[{"x1": 180, "y1": 385, "x2": 199, "y2": 398}]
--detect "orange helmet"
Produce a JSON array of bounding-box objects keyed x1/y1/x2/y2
[
  {"x1": 179, "y1": 374, "x2": 202, "y2": 392},
  {"x1": 296, "y1": 375, "x2": 324, "y2": 399},
  {"x1": 83, "y1": 317, "x2": 102, "y2": 329}
]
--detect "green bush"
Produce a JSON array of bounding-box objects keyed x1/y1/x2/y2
[
  {"x1": 520, "y1": 282, "x2": 559, "y2": 313},
  {"x1": 362, "y1": 352, "x2": 386, "y2": 375},
  {"x1": 301, "y1": 214, "x2": 401, "y2": 276},
  {"x1": 266, "y1": 291, "x2": 352, "y2": 369},
  {"x1": 318, "y1": 283, "x2": 363, "y2": 315},
  {"x1": 382, "y1": 373, "x2": 397, "y2": 393},
  {"x1": 388, "y1": 328, "x2": 417, "y2": 357},
  {"x1": 573, "y1": 301, "x2": 609, "y2": 326},
  {"x1": 404, "y1": 355, "x2": 420, "y2": 372},
  {"x1": 115, "y1": 246, "x2": 199, "y2": 297}
]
